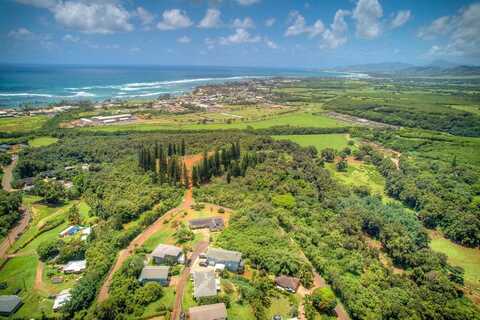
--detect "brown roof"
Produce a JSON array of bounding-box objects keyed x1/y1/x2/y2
[
  {"x1": 275, "y1": 275, "x2": 300, "y2": 291},
  {"x1": 189, "y1": 303, "x2": 227, "y2": 320}
]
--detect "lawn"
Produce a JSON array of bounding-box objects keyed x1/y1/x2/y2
[
  {"x1": 272, "y1": 133, "x2": 353, "y2": 152},
  {"x1": 325, "y1": 161, "x2": 387, "y2": 197},
  {"x1": 266, "y1": 293, "x2": 298, "y2": 319},
  {"x1": 182, "y1": 280, "x2": 197, "y2": 310},
  {"x1": 429, "y1": 231, "x2": 480, "y2": 292},
  {"x1": 83, "y1": 112, "x2": 348, "y2": 132},
  {"x1": 28, "y1": 136, "x2": 59, "y2": 148},
  {"x1": 140, "y1": 287, "x2": 176, "y2": 319},
  {"x1": 0, "y1": 115, "x2": 48, "y2": 133},
  {"x1": 0, "y1": 255, "x2": 54, "y2": 319}
]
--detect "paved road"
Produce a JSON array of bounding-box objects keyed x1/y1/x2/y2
[{"x1": 170, "y1": 240, "x2": 209, "y2": 320}]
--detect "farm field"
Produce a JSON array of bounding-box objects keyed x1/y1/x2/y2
[
  {"x1": 82, "y1": 112, "x2": 348, "y2": 132},
  {"x1": 28, "y1": 136, "x2": 59, "y2": 148},
  {"x1": 429, "y1": 230, "x2": 480, "y2": 292},
  {"x1": 272, "y1": 133, "x2": 353, "y2": 151},
  {"x1": 0, "y1": 115, "x2": 48, "y2": 133}
]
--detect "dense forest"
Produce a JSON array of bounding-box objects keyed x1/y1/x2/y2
[
  {"x1": 195, "y1": 137, "x2": 480, "y2": 319},
  {"x1": 352, "y1": 129, "x2": 480, "y2": 247},
  {"x1": 0, "y1": 190, "x2": 22, "y2": 237}
]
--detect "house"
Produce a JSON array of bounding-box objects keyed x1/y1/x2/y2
[
  {"x1": 80, "y1": 227, "x2": 91, "y2": 241},
  {"x1": 151, "y1": 244, "x2": 184, "y2": 265},
  {"x1": 275, "y1": 276, "x2": 300, "y2": 293},
  {"x1": 188, "y1": 216, "x2": 224, "y2": 231},
  {"x1": 189, "y1": 303, "x2": 227, "y2": 320},
  {"x1": 192, "y1": 270, "x2": 217, "y2": 299},
  {"x1": 53, "y1": 289, "x2": 71, "y2": 311},
  {"x1": 138, "y1": 266, "x2": 170, "y2": 286},
  {"x1": 63, "y1": 260, "x2": 86, "y2": 273},
  {"x1": 17, "y1": 177, "x2": 35, "y2": 191},
  {"x1": 59, "y1": 225, "x2": 81, "y2": 237},
  {"x1": 206, "y1": 247, "x2": 243, "y2": 272},
  {"x1": 0, "y1": 295, "x2": 22, "y2": 316}
]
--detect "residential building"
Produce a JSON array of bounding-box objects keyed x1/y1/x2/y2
[
  {"x1": 275, "y1": 275, "x2": 301, "y2": 293},
  {"x1": 206, "y1": 247, "x2": 243, "y2": 272},
  {"x1": 59, "y1": 225, "x2": 81, "y2": 237},
  {"x1": 138, "y1": 266, "x2": 170, "y2": 286},
  {"x1": 53, "y1": 289, "x2": 71, "y2": 311},
  {"x1": 151, "y1": 244, "x2": 184, "y2": 265},
  {"x1": 0, "y1": 295, "x2": 22, "y2": 316},
  {"x1": 188, "y1": 216, "x2": 224, "y2": 231},
  {"x1": 63, "y1": 260, "x2": 86, "y2": 273},
  {"x1": 192, "y1": 270, "x2": 217, "y2": 299},
  {"x1": 189, "y1": 303, "x2": 227, "y2": 320}
]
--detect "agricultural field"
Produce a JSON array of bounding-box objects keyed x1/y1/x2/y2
[
  {"x1": 0, "y1": 115, "x2": 48, "y2": 133},
  {"x1": 28, "y1": 136, "x2": 59, "y2": 148},
  {"x1": 82, "y1": 112, "x2": 348, "y2": 132},
  {"x1": 272, "y1": 133, "x2": 353, "y2": 151}
]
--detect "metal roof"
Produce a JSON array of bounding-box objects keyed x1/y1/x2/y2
[
  {"x1": 193, "y1": 270, "x2": 217, "y2": 298},
  {"x1": 139, "y1": 266, "x2": 170, "y2": 281},
  {"x1": 189, "y1": 303, "x2": 227, "y2": 320}
]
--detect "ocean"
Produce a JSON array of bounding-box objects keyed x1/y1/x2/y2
[{"x1": 0, "y1": 64, "x2": 364, "y2": 108}]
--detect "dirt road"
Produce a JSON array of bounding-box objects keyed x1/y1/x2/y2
[
  {"x1": 170, "y1": 240, "x2": 209, "y2": 320},
  {"x1": 0, "y1": 206, "x2": 31, "y2": 259},
  {"x1": 97, "y1": 153, "x2": 204, "y2": 303},
  {"x1": 1, "y1": 155, "x2": 17, "y2": 192}
]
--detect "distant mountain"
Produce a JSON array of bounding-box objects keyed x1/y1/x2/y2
[
  {"x1": 333, "y1": 62, "x2": 414, "y2": 73},
  {"x1": 333, "y1": 61, "x2": 480, "y2": 77},
  {"x1": 398, "y1": 65, "x2": 480, "y2": 77},
  {"x1": 427, "y1": 59, "x2": 459, "y2": 68}
]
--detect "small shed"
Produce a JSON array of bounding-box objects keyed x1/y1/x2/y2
[
  {"x1": 0, "y1": 295, "x2": 22, "y2": 316},
  {"x1": 53, "y1": 289, "x2": 71, "y2": 311},
  {"x1": 63, "y1": 260, "x2": 86, "y2": 273},
  {"x1": 275, "y1": 275, "x2": 300, "y2": 293},
  {"x1": 138, "y1": 266, "x2": 170, "y2": 286},
  {"x1": 189, "y1": 303, "x2": 227, "y2": 320}
]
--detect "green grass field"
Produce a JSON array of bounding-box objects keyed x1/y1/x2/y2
[
  {"x1": 430, "y1": 231, "x2": 480, "y2": 292},
  {"x1": 28, "y1": 136, "x2": 59, "y2": 148},
  {"x1": 272, "y1": 133, "x2": 353, "y2": 151},
  {"x1": 83, "y1": 112, "x2": 348, "y2": 132},
  {"x1": 0, "y1": 116, "x2": 48, "y2": 133},
  {"x1": 325, "y1": 161, "x2": 387, "y2": 197}
]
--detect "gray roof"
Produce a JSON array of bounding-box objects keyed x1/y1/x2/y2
[
  {"x1": 189, "y1": 303, "x2": 227, "y2": 320},
  {"x1": 139, "y1": 266, "x2": 170, "y2": 281},
  {"x1": 206, "y1": 247, "x2": 242, "y2": 263},
  {"x1": 0, "y1": 295, "x2": 22, "y2": 314},
  {"x1": 193, "y1": 270, "x2": 217, "y2": 298},
  {"x1": 151, "y1": 244, "x2": 182, "y2": 259},
  {"x1": 188, "y1": 216, "x2": 224, "y2": 229}
]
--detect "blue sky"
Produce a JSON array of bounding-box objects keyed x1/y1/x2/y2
[{"x1": 1, "y1": 0, "x2": 479, "y2": 67}]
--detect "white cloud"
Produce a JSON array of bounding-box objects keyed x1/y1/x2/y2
[
  {"x1": 265, "y1": 17, "x2": 276, "y2": 27},
  {"x1": 8, "y1": 27, "x2": 33, "y2": 39},
  {"x1": 321, "y1": 9, "x2": 350, "y2": 49},
  {"x1": 235, "y1": 0, "x2": 260, "y2": 6},
  {"x1": 157, "y1": 9, "x2": 193, "y2": 30},
  {"x1": 353, "y1": 0, "x2": 383, "y2": 39},
  {"x1": 285, "y1": 11, "x2": 324, "y2": 38},
  {"x1": 391, "y1": 10, "x2": 411, "y2": 29},
  {"x1": 62, "y1": 33, "x2": 79, "y2": 42},
  {"x1": 177, "y1": 36, "x2": 191, "y2": 44},
  {"x1": 198, "y1": 9, "x2": 222, "y2": 28},
  {"x1": 232, "y1": 17, "x2": 255, "y2": 29},
  {"x1": 417, "y1": 16, "x2": 451, "y2": 39},
  {"x1": 264, "y1": 38, "x2": 278, "y2": 49},
  {"x1": 129, "y1": 47, "x2": 141, "y2": 53},
  {"x1": 219, "y1": 28, "x2": 261, "y2": 45},
  {"x1": 52, "y1": 1, "x2": 133, "y2": 34},
  {"x1": 421, "y1": 3, "x2": 480, "y2": 57},
  {"x1": 135, "y1": 6, "x2": 154, "y2": 26}
]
